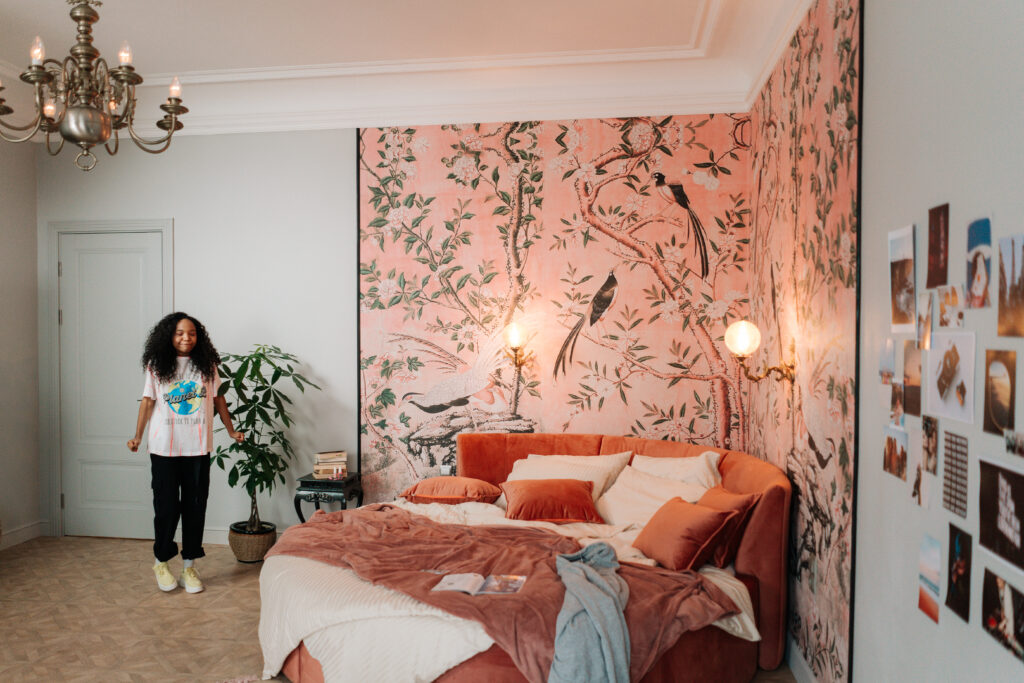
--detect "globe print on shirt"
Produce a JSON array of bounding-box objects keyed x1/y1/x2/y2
[{"x1": 164, "y1": 380, "x2": 207, "y2": 416}]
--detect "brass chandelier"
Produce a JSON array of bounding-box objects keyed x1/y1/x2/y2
[{"x1": 0, "y1": 0, "x2": 187, "y2": 171}]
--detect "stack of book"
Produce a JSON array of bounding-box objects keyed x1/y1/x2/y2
[{"x1": 313, "y1": 450, "x2": 348, "y2": 480}]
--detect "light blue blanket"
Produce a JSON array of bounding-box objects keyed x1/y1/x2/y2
[{"x1": 548, "y1": 541, "x2": 630, "y2": 683}]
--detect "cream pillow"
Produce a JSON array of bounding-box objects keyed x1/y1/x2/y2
[
  {"x1": 526, "y1": 451, "x2": 632, "y2": 497},
  {"x1": 595, "y1": 466, "x2": 708, "y2": 527},
  {"x1": 630, "y1": 451, "x2": 722, "y2": 489},
  {"x1": 505, "y1": 457, "x2": 616, "y2": 502}
]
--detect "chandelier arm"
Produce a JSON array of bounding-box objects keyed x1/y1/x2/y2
[
  {"x1": 44, "y1": 130, "x2": 65, "y2": 156},
  {"x1": 104, "y1": 127, "x2": 119, "y2": 155},
  {"x1": 0, "y1": 117, "x2": 44, "y2": 142},
  {"x1": 126, "y1": 113, "x2": 174, "y2": 152}
]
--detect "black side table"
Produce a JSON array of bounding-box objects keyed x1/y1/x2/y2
[{"x1": 293, "y1": 473, "x2": 363, "y2": 523}]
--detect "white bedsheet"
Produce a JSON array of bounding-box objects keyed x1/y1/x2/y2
[{"x1": 260, "y1": 501, "x2": 760, "y2": 682}]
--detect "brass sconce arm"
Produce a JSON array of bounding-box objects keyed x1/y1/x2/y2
[{"x1": 736, "y1": 356, "x2": 795, "y2": 383}]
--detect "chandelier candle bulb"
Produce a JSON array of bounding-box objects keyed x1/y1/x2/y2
[
  {"x1": 168, "y1": 77, "x2": 181, "y2": 100},
  {"x1": 42, "y1": 99, "x2": 55, "y2": 118},
  {"x1": 118, "y1": 41, "x2": 133, "y2": 66},
  {"x1": 30, "y1": 36, "x2": 45, "y2": 65}
]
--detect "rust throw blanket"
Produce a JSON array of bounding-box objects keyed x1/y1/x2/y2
[{"x1": 267, "y1": 505, "x2": 738, "y2": 683}]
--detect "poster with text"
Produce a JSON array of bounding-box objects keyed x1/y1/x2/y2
[
  {"x1": 982, "y1": 568, "x2": 1024, "y2": 663},
  {"x1": 904, "y1": 341, "x2": 922, "y2": 417},
  {"x1": 984, "y1": 350, "x2": 1016, "y2": 436},
  {"x1": 889, "y1": 225, "x2": 916, "y2": 333},
  {"x1": 945, "y1": 524, "x2": 971, "y2": 623},
  {"x1": 998, "y1": 235, "x2": 1024, "y2": 336},
  {"x1": 980, "y1": 460, "x2": 1024, "y2": 572},
  {"x1": 967, "y1": 218, "x2": 992, "y2": 308},
  {"x1": 917, "y1": 292, "x2": 932, "y2": 350},
  {"x1": 927, "y1": 204, "x2": 948, "y2": 289},
  {"x1": 918, "y1": 534, "x2": 941, "y2": 623},
  {"x1": 927, "y1": 331, "x2": 975, "y2": 424}
]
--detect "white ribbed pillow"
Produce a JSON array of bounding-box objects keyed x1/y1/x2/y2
[
  {"x1": 505, "y1": 457, "x2": 617, "y2": 502},
  {"x1": 595, "y1": 466, "x2": 709, "y2": 527},
  {"x1": 525, "y1": 451, "x2": 632, "y2": 497},
  {"x1": 630, "y1": 451, "x2": 722, "y2": 489}
]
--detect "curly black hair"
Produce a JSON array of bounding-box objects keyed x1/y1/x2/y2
[{"x1": 142, "y1": 312, "x2": 220, "y2": 383}]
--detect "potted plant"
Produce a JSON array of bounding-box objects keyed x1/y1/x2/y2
[{"x1": 214, "y1": 344, "x2": 320, "y2": 562}]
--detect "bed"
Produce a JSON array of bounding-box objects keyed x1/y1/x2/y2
[{"x1": 259, "y1": 433, "x2": 791, "y2": 682}]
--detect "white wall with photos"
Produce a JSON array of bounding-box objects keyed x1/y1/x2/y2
[{"x1": 857, "y1": 0, "x2": 1024, "y2": 678}]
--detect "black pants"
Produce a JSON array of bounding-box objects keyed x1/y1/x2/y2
[{"x1": 150, "y1": 453, "x2": 211, "y2": 562}]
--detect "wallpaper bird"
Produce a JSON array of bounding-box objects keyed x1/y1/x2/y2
[
  {"x1": 653, "y1": 171, "x2": 709, "y2": 279},
  {"x1": 399, "y1": 332, "x2": 507, "y2": 414},
  {"x1": 553, "y1": 271, "x2": 619, "y2": 378}
]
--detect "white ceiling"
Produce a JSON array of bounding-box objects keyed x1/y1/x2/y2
[{"x1": 0, "y1": 0, "x2": 810, "y2": 134}]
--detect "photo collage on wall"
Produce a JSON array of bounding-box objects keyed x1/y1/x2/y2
[{"x1": 880, "y1": 207, "x2": 1024, "y2": 648}]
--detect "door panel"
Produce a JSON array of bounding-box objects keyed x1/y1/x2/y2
[{"x1": 60, "y1": 231, "x2": 164, "y2": 538}]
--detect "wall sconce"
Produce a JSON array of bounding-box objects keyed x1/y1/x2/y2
[
  {"x1": 724, "y1": 320, "x2": 795, "y2": 383},
  {"x1": 506, "y1": 322, "x2": 531, "y2": 415}
]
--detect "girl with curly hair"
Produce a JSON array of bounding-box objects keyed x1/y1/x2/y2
[{"x1": 127, "y1": 312, "x2": 244, "y2": 593}]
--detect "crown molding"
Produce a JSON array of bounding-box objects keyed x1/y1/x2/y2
[
  {"x1": 742, "y1": 0, "x2": 813, "y2": 110},
  {"x1": 171, "y1": 89, "x2": 752, "y2": 136}
]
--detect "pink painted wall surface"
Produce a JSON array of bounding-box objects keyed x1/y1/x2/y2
[
  {"x1": 748, "y1": 1, "x2": 860, "y2": 680},
  {"x1": 359, "y1": 116, "x2": 752, "y2": 501}
]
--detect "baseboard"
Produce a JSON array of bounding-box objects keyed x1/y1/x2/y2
[
  {"x1": 0, "y1": 519, "x2": 48, "y2": 551},
  {"x1": 786, "y1": 635, "x2": 817, "y2": 683},
  {"x1": 173, "y1": 526, "x2": 232, "y2": 547}
]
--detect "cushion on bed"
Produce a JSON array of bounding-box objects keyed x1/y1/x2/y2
[
  {"x1": 630, "y1": 451, "x2": 722, "y2": 489},
  {"x1": 595, "y1": 466, "x2": 708, "y2": 527},
  {"x1": 500, "y1": 479, "x2": 604, "y2": 524},
  {"x1": 505, "y1": 457, "x2": 616, "y2": 502},
  {"x1": 399, "y1": 476, "x2": 502, "y2": 504},
  {"x1": 698, "y1": 487, "x2": 762, "y2": 567},
  {"x1": 632, "y1": 497, "x2": 737, "y2": 570},
  {"x1": 525, "y1": 451, "x2": 632, "y2": 496}
]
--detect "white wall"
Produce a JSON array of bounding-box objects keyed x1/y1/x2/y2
[
  {"x1": 0, "y1": 142, "x2": 41, "y2": 549},
  {"x1": 857, "y1": 1, "x2": 1024, "y2": 679},
  {"x1": 36, "y1": 130, "x2": 358, "y2": 540}
]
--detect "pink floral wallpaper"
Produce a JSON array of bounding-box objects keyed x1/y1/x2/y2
[
  {"x1": 357, "y1": 2, "x2": 859, "y2": 678},
  {"x1": 748, "y1": 1, "x2": 860, "y2": 680},
  {"x1": 359, "y1": 116, "x2": 752, "y2": 501}
]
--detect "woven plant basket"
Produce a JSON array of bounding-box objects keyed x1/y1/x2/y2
[{"x1": 228, "y1": 521, "x2": 277, "y2": 563}]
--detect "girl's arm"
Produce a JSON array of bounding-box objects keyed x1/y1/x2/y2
[
  {"x1": 127, "y1": 398, "x2": 156, "y2": 452},
  {"x1": 214, "y1": 395, "x2": 245, "y2": 443}
]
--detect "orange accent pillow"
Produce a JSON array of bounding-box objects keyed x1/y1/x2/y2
[
  {"x1": 500, "y1": 479, "x2": 604, "y2": 524},
  {"x1": 698, "y1": 487, "x2": 762, "y2": 567},
  {"x1": 632, "y1": 497, "x2": 737, "y2": 570},
  {"x1": 399, "y1": 476, "x2": 502, "y2": 504}
]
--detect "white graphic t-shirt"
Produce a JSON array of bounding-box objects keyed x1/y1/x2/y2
[{"x1": 142, "y1": 357, "x2": 221, "y2": 457}]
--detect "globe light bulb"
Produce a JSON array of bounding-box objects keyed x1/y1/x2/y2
[
  {"x1": 43, "y1": 98, "x2": 56, "y2": 118},
  {"x1": 507, "y1": 322, "x2": 522, "y2": 349},
  {"x1": 724, "y1": 320, "x2": 761, "y2": 358},
  {"x1": 168, "y1": 76, "x2": 181, "y2": 99},
  {"x1": 118, "y1": 41, "x2": 133, "y2": 66},
  {"x1": 30, "y1": 36, "x2": 45, "y2": 65}
]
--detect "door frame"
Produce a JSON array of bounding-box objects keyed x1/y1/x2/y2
[{"x1": 39, "y1": 219, "x2": 174, "y2": 536}]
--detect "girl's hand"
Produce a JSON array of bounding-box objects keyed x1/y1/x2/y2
[
  {"x1": 230, "y1": 431, "x2": 245, "y2": 444},
  {"x1": 127, "y1": 438, "x2": 141, "y2": 452}
]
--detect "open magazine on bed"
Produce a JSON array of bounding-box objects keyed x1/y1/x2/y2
[{"x1": 431, "y1": 573, "x2": 527, "y2": 595}]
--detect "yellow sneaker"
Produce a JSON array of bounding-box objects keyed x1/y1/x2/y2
[
  {"x1": 179, "y1": 566, "x2": 204, "y2": 593},
  {"x1": 153, "y1": 561, "x2": 176, "y2": 592}
]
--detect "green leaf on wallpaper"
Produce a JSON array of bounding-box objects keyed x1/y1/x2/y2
[{"x1": 492, "y1": 168, "x2": 500, "y2": 183}]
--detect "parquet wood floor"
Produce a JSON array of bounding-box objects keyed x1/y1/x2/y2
[
  {"x1": 0, "y1": 536, "x2": 796, "y2": 683},
  {"x1": 0, "y1": 536, "x2": 283, "y2": 682}
]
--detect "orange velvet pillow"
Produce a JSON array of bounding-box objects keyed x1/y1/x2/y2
[
  {"x1": 697, "y1": 487, "x2": 761, "y2": 567},
  {"x1": 632, "y1": 497, "x2": 737, "y2": 570},
  {"x1": 500, "y1": 479, "x2": 604, "y2": 524},
  {"x1": 400, "y1": 476, "x2": 502, "y2": 504}
]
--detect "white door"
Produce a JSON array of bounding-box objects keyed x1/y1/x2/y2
[{"x1": 59, "y1": 231, "x2": 165, "y2": 538}]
